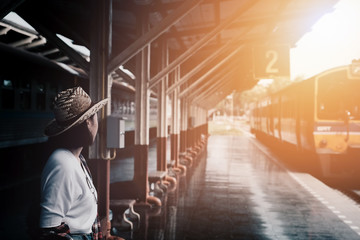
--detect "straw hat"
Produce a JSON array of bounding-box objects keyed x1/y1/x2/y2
[{"x1": 44, "y1": 86, "x2": 109, "y2": 137}]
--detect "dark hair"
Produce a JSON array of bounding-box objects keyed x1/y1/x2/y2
[{"x1": 48, "y1": 120, "x2": 93, "y2": 149}]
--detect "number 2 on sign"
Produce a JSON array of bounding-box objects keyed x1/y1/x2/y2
[{"x1": 265, "y1": 50, "x2": 279, "y2": 74}]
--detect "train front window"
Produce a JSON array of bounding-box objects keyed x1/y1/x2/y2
[{"x1": 317, "y1": 72, "x2": 360, "y2": 120}]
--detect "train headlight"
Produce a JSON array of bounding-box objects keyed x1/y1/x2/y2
[{"x1": 319, "y1": 139, "x2": 327, "y2": 148}]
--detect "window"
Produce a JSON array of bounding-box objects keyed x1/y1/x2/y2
[
  {"x1": 36, "y1": 82, "x2": 46, "y2": 110},
  {"x1": 317, "y1": 71, "x2": 360, "y2": 120},
  {"x1": 19, "y1": 79, "x2": 31, "y2": 110},
  {"x1": 1, "y1": 79, "x2": 15, "y2": 109}
]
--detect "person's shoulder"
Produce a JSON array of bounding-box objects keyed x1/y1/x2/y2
[
  {"x1": 47, "y1": 148, "x2": 77, "y2": 170},
  {"x1": 41, "y1": 149, "x2": 78, "y2": 186}
]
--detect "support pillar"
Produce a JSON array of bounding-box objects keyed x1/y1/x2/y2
[
  {"x1": 179, "y1": 98, "x2": 187, "y2": 154},
  {"x1": 156, "y1": 39, "x2": 168, "y2": 172},
  {"x1": 89, "y1": 0, "x2": 112, "y2": 236},
  {"x1": 180, "y1": 98, "x2": 193, "y2": 165},
  {"x1": 189, "y1": 105, "x2": 195, "y2": 149},
  {"x1": 170, "y1": 67, "x2": 180, "y2": 167},
  {"x1": 186, "y1": 104, "x2": 192, "y2": 151},
  {"x1": 134, "y1": 15, "x2": 150, "y2": 203}
]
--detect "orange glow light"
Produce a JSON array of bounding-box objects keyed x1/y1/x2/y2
[{"x1": 290, "y1": 0, "x2": 360, "y2": 80}]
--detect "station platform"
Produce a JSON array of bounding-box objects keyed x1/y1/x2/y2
[{"x1": 110, "y1": 132, "x2": 360, "y2": 239}]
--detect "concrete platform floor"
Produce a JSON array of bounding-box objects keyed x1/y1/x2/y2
[{"x1": 112, "y1": 134, "x2": 360, "y2": 240}]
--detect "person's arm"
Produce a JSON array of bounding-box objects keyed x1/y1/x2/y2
[
  {"x1": 39, "y1": 223, "x2": 72, "y2": 240},
  {"x1": 39, "y1": 153, "x2": 76, "y2": 238}
]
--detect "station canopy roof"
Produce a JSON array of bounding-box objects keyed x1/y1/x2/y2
[{"x1": 0, "y1": 0, "x2": 338, "y2": 109}]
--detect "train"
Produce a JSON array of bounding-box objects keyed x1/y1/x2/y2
[{"x1": 250, "y1": 61, "x2": 360, "y2": 178}]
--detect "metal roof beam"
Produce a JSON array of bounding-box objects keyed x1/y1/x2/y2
[
  {"x1": 182, "y1": 61, "x2": 238, "y2": 100},
  {"x1": 0, "y1": 21, "x2": 37, "y2": 37},
  {"x1": 53, "y1": 55, "x2": 69, "y2": 62},
  {"x1": 108, "y1": 0, "x2": 204, "y2": 73},
  {"x1": 9, "y1": 35, "x2": 36, "y2": 47},
  {"x1": 192, "y1": 79, "x2": 230, "y2": 107},
  {"x1": 114, "y1": 69, "x2": 135, "y2": 87},
  {"x1": 22, "y1": 36, "x2": 46, "y2": 49},
  {"x1": 40, "y1": 48, "x2": 60, "y2": 56},
  {"x1": 166, "y1": 8, "x2": 329, "y2": 40},
  {"x1": 167, "y1": 39, "x2": 245, "y2": 95},
  {"x1": 202, "y1": 91, "x2": 231, "y2": 109},
  {"x1": 116, "y1": 68, "x2": 135, "y2": 82},
  {"x1": 148, "y1": 0, "x2": 259, "y2": 89},
  {"x1": 192, "y1": 73, "x2": 231, "y2": 103},
  {"x1": 17, "y1": 11, "x2": 90, "y2": 73},
  {"x1": 194, "y1": 65, "x2": 239, "y2": 102},
  {"x1": 152, "y1": 0, "x2": 187, "y2": 51},
  {"x1": 182, "y1": 71, "x2": 227, "y2": 100},
  {"x1": 190, "y1": 71, "x2": 232, "y2": 104},
  {"x1": 0, "y1": 26, "x2": 10, "y2": 35},
  {"x1": 196, "y1": 79, "x2": 234, "y2": 109}
]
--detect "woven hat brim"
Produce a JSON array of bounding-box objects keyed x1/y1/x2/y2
[{"x1": 44, "y1": 98, "x2": 109, "y2": 137}]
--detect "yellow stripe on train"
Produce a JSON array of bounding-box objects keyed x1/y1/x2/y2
[{"x1": 314, "y1": 132, "x2": 360, "y2": 154}]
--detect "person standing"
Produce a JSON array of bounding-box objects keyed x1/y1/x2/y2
[{"x1": 39, "y1": 86, "x2": 108, "y2": 240}]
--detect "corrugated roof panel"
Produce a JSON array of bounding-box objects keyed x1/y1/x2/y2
[
  {"x1": 174, "y1": 2, "x2": 215, "y2": 31},
  {"x1": 248, "y1": 0, "x2": 284, "y2": 16}
]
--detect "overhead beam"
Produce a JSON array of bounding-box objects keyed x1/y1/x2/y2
[
  {"x1": 190, "y1": 72, "x2": 232, "y2": 104},
  {"x1": 17, "y1": 11, "x2": 90, "y2": 73},
  {"x1": 116, "y1": 68, "x2": 135, "y2": 83},
  {"x1": 40, "y1": 48, "x2": 59, "y2": 56},
  {"x1": 0, "y1": 26, "x2": 10, "y2": 35},
  {"x1": 190, "y1": 65, "x2": 239, "y2": 103},
  {"x1": 9, "y1": 35, "x2": 36, "y2": 47},
  {"x1": 164, "y1": 7, "x2": 332, "y2": 45},
  {"x1": 166, "y1": 38, "x2": 245, "y2": 96},
  {"x1": 0, "y1": 21, "x2": 37, "y2": 37},
  {"x1": 177, "y1": 8, "x2": 302, "y2": 106},
  {"x1": 206, "y1": 86, "x2": 234, "y2": 108},
  {"x1": 148, "y1": 0, "x2": 259, "y2": 89},
  {"x1": 182, "y1": 61, "x2": 238, "y2": 100},
  {"x1": 152, "y1": 0, "x2": 186, "y2": 50},
  {"x1": 183, "y1": 73, "x2": 225, "y2": 101},
  {"x1": 166, "y1": 27, "x2": 246, "y2": 95},
  {"x1": 108, "y1": 0, "x2": 204, "y2": 73},
  {"x1": 192, "y1": 78, "x2": 229, "y2": 104},
  {"x1": 196, "y1": 79, "x2": 234, "y2": 109},
  {"x1": 22, "y1": 36, "x2": 47, "y2": 49}
]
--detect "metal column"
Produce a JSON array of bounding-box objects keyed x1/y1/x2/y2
[
  {"x1": 180, "y1": 97, "x2": 188, "y2": 155},
  {"x1": 170, "y1": 67, "x2": 180, "y2": 167},
  {"x1": 89, "y1": 0, "x2": 112, "y2": 236},
  {"x1": 134, "y1": 15, "x2": 150, "y2": 203},
  {"x1": 157, "y1": 39, "x2": 168, "y2": 172}
]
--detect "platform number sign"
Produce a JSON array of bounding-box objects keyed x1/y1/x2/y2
[{"x1": 253, "y1": 45, "x2": 290, "y2": 79}]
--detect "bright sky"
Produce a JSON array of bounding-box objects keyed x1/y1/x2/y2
[{"x1": 290, "y1": 0, "x2": 360, "y2": 80}]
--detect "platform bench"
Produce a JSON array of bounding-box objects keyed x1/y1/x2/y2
[
  {"x1": 148, "y1": 170, "x2": 168, "y2": 195},
  {"x1": 110, "y1": 199, "x2": 140, "y2": 230}
]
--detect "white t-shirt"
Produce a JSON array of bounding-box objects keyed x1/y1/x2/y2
[{"x1": 40, "y1": 148, "x2": 98, "y2": 234}]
